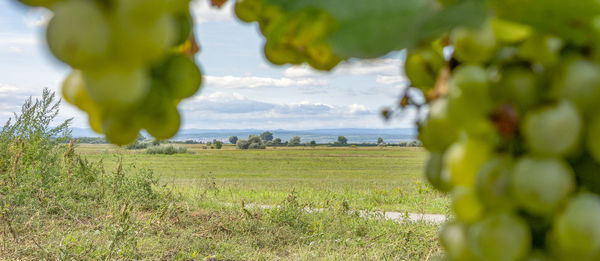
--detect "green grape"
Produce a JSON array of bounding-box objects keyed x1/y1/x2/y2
[
  {"x1": 418, "y1": 98, "x2": 458, "y2": 152},
  {"x1": 143, "y1": 103, "x2": 181, "y2": 140},
  {"x1": 87, "y1": 107, "x2": 103, "y2": 134},
  {"x1": 102, "y1": 112, "x2": 141, "y2": 146},
  {"x1": 264, "y1": 41, "x2": 303, "y2": 65},
  {"x1": 475, "y1": 156, "x2": 515, "y2": 212},
  {"x1": 443, "y1": 138, "x2": 492, "y2": 188},
  {"x1": 491, "y1": 18, "x2": 532, "y2": 44},
  {"x1": 425, "y1": 152, "x2": 451, "y2": 192},
  {"x1": 517, "y1": 34, "x2": 563, "y2": 66},
  {"x1": 511, "y1": 156, "x2": 575, "y2": 215},
  {"x1": 139, "y1": 83, "x2": 181, "y2": 140},
  {"x1": 447, "y1": 65, "x2": 494, "y2": 133},
  {"x1": 553, "y1": 193, "x2": 600, "y2": 260},
  {"x1": 306, "y1": 42, "x2": 341, "y2": 70},
  {"x1": 83, "y1": 66, "x2": 150, "y2": 108},
  {"x1": 405, "y1": 47, "x2": 445, "y2": 90},
  {"x1": 235, "y1": 0, "x2": 264, "y2": 23},
  {"x1": 552, "y1": 57, "x2": 600, "y2": 114},
  {"x1": 521, "y1": 100, "x2": 582, "y2": 157},
  {"x1": 571, "y1": 155, "x2": 600, "y2": 195},
  {"x1": 46, "y1": 0, "x2": 110, "y2": 68},
  {"x1": 113, "y1": 0, "x2": 170, "y2": 24},
  {"x1": 467, "y1": 213, "x2": 531, "y2": 261},
  {"x1": 586, "y1": 113, "x2": 600, "y2": 162},
  {"x1": 439, "y1": 222, "x2": 476, "y2": 261},
  {"x1": 493, "y1": 66, "x2": 539, "y2": 113},
  {"x1": 173, "y1": 12, "x2": 193, "y2": 46},
  {"x1": 451, "y1": 23, "x2": 497, "y2": 63},
  {"x1": 112, "y1": 13, "x2": 177, "y2": 65},
  {"x1": 158, "y1": 54, "x2": 202, "y2": 99},
  {"x1": 62, "y1": 70, "x2": 99, "y2": 113},
  {"x1": 452, "y1": 186, "x2": 484, "y2": 223}
]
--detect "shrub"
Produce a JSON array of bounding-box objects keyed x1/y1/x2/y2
[
  {"x1": 215, "y1": 141, "x2": 223, "y2": 149},
  {"x1": 126, "y1": 141, "x2": 148, "y2": 150},
  {"x1": 145, "y1": 145, "x2": 189, "y2": 155}
]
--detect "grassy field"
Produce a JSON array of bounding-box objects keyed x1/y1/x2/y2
[{"x1": 79, "y1": 144, "x2": 448, "y2": 214}]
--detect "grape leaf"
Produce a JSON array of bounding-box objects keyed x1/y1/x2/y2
[{"x1": 261, "y1": 0, "x2": 488, "y2": 60}]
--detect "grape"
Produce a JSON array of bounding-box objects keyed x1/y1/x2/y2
[
  {"x1": 112, "y1": 13, "x2": 177, "y2": 65},
  {"x1": 83, "y1": 66, "x2": 150, "y2": 108},
  {"x1": 235, "y1": 0, "x2": 264, "y2": 23},
  {"x1": 467, "y1": 213, "x2": 531, "y2": 261},
  {"x1": 62, "y1": 70, "x2": 100, "y2": 113},
  {"x1": 142, "y1": 102, "x2": 181, "y2": 140},
  {"x1": 452, "y1": 187, "x2": 484, "y2": 223},
  {"x1": 425, "y1": 152, "x2": 450, "y2": 192},
  {"x1": 439, "y1": 222, "x2": 476, "y2": 261},
  {"x1": 493, "y1": 66, "x2": 539, "y2": 113},
  {"x1": 552, "y1": 57, "x2": 600, "y2": 114},
  {"x1": 157, "y1": 54, "x2": 202, "y2": 99},
  {"x1": 475, "y1": 156, "x2": 515, "y2": 212},
  {"x1": 447, "y1": 65, "x2": 495, "y2": 134},
  {"x1": 405, "y1": 47, "x2": 445, "y2": 90},
  {"x1": 451, "y1": 23, "x2": 497, "y2": 63},
  {"x1": 521, "y1": 100, "x2": 582, "y2": 157},
  {"x1": 419, "y1": 98, "x2": 458, "y2": 152},
  {"x1": 553, "y1": 193, "x2": 600, "y2": 260},
  {"x1": 173, "y1": 12, "x2": 193, "y2": 46},
  {"x1": 517, "y1": 34, "x2": 563, "y2": 66},
  {"x1": 511, "y1": 156, "x2": 575, "y2": 215},
  {"x1": 46, "y1": 0, "x2": 110, "y2": 68},
  {"x1": 102, "y1": 112, "x2": 141, "y2": 146},
  {"x1": 491, "y1": 18, "x2": 532, "y2": 44},
  {"x1": 443, "y1": 138, "x2": 492, "y2": 188}
]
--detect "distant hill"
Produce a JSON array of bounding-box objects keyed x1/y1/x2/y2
[{"x1": 70, "y1": 128, "x2": 417, "y2": 144}]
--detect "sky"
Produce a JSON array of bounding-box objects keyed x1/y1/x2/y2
[{"x1": 0, "y1": 0, "x2": 416, "y2": 130}]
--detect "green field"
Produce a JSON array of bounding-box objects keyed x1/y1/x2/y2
[{"x1": 80, "y1": 144, "x2": 448, "y2": 214}]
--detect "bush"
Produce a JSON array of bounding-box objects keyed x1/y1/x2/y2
[
  {"x1": 237, "y1": 135, "x2": 266, "y2": 149},
  {"x1": 0, "y1": 90, "x2": 178, "y2": 259},
  {"x1": 126, "y1": 141, "x2": 148, "y2": 150},
  {"x1": 215, "y1": 141, "x2": 223, "y2": 149},
  {"x1": 145, "y1": 145, "x2": 189, "y2": 155}
]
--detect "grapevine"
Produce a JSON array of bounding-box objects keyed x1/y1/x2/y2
[{"x1": 16, "y1": 0, "x2": 600, "y2": 259}]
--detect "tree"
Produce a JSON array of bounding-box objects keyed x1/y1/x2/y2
[
  {"x1": 337, "y1": 136, "x2": 348, "y2": 145},
  {"x1": 236, "y1": 139, "x2": 250, "y2": 150},
  {"x1": 377, "y1": 137, "x2": 384, "y2": 144},
  {"x1": 236, "y1": 135, "x2": 265, "y2": 150},
  {"x1": 289, "y1": 136, "x2": 301, "y2": 146},
  {"x1": 214, "y1": 141, "x2": 223, "y2": 149},
  {"x1": 229, "y1": 136, "x2": 238, "y2": 144},
  {"x1": 260, "y1": 131, "x2": 274, "y2": 141},
  {"x1": 310, "y1": 140, "x2": 317, "y2": 146},
  {"x1": 273, "y1": 138, "x2": 282, "y2": 145}
]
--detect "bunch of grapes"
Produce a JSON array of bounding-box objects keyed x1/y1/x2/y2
[
  {"x1": 235, "y1": 0, "x2": 341, "y2": 70},
  {"x1": 19, "y1": 0, "x2": 202, "y2": 145},
  {"x1": 408, "y1": 15, "x2": 600, "y2": 261}
]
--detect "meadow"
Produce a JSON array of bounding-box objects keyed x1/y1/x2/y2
[
  {"x1": 79, "y1": 144, "x2": 449, "y2": 214},
  {"x1": 1, "y1": 93, "x2": 445, "y2": 260}
]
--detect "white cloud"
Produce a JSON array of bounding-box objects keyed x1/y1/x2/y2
[
  {"x1": 24, "y1": 8, "x2": 52, "y2": 28},
  {"x1": 205, "y1": 75, "x2": 328, "y2": 89},
  {"x1": 0, "y1": 33, "x2": 38, "y2": 45},
  {"x1": 283, "y1": 58, "x2": 404, "y2": 78},
  {"x1": 182, "y1": 91, "x2": 373, "y2": 116},
  {"x1": 375, "y1": 75, "x2": 406, "y2": 85},
  {"x1": 190, "y1": 0, "x2": 235, "y2": 24}
]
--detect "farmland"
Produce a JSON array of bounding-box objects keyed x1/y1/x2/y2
[{"x1": 79, "y1": 144, "x2": 448, "y2": 214}]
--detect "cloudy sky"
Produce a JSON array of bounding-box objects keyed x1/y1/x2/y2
[{"x1": 0, "y1": 0, "x2": 415, "y2": 130}]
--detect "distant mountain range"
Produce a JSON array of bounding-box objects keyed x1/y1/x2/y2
[{"x1": 70, "y1": 128, "x2": 418, "y2": 144}]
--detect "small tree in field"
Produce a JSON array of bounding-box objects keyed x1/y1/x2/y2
[
  {"x1": 289, "y1": 136, "x2": 301, "y2": 146},
  {"x1": 337, "y1": 136, "x2": 348, "y2": 145},
  {"x1": 215, "y1": 140, "x2": 223, "y2": 149},
  {"x1": 377, "y1": 137, "x2": 384, "y2": 144},
  {"x1": 260, "y1": 131, "x2": 273, "y2": 141},
  {"x1": 229, "y1": 136, "x2": 238, "y2": 144}
]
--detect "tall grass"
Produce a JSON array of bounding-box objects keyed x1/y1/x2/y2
[{"x1": 0, "y1": 90, "x2": 178, "y2": 259}]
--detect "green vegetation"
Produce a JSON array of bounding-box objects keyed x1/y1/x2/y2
[
  {"x1": 2, "y1": 92, "x2": 443, "y2": 260},
  {"x1": 84, "y1": 146, "x2": 447, "y2": 213},
  {"x1": 145, "y1": 145, "x2": 189, "y2": 155}
]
